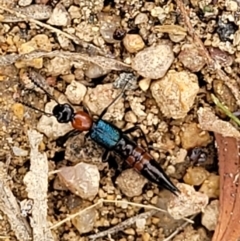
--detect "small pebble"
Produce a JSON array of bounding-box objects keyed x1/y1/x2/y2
[
  {"x1": 199, "y1": 173, "x2": 220, "y2": 198},
  {"x1": 180, "y1": 123, "x2": 211, "y2": 149},
  {"x1": 168, "y1": 183, "x2": 209, "y2": 219},
  {"x1": 132, "y1": 43, "x2": 174, "y2": 79},
  {"x1": 201, "y1": 200, "x2": 219, "y2": 231},
  {"x1": 139, "y1": 78, "x2": 151, "y2": 91},
  {"x1": 135, "y1": 13, "x2": 148, "y2": 24},
  {"x1": 123, "y1": 34, "x2": 145, "y2": 53},
  {"x1": 100, "y1": 19, "x2": 119, "y2": 43},
  {"x1": 150, "y1": 196, "x2": 158, "y2": 205},
  {"x1": 57, "y1": 34, "x2": 75, "y2": 51},
  {"x1": 142, "y1": 232, "x2": 151, "y2": 241},
  {"x1": 65, "y1": 80, "x2": 87, "y2": 104},
  {"x1": 175, "y1": 148, "x2": 187, "y2": 163},
  {"x1": 136, "y1": 218, "x2": 146, "y2": 230},
  {"x1": 58, "y1": 162, "x2": 100, "y2": 200},
  {"x1": 124, "y1": 111, "x2": 137, "y2": 123},
  {"x1": 18, "y1": 0, "x2": 32, "y2": 7},
  {"x1": 68, "y1": 6, "x2": 81, "y2": 19},
  {"x1": 166, "y1": 165, "x2": 176, "y2": 175},
  {"x1": 111, "y1": 217, "x2": 119, "y2": 225},
  {"x1": 151, "y1": 70, "x2": 199, "y2": 119},
  {"x1": 178, "y1": 44, "x2": 206, "y2": 72},
  {"x1": 146, "y1": 190, "x2": 154, "y2": 198},
  {"x1": 72, "y1": 208, "x2": 97, "y2": 233},
  {"x1": 124, "y1": 228, "x2": 135, "y2": 235},
  {"x1": 84, "y1": 83, "x2": 124, "y2": 121},
  {"x1": 46, "y1": 57, "x2": 71, "y2": 76},
  {"x1": 225, "y1": 0, "x2": 238, "y2": 11},
  {"x1": 116, "y1": 169, "x2": 147, "y2": 197},
  {"x1": 47, "y1": 3, "x2": 70, "y2": 26},
  {"x1": 216, "y1": 19, "x2": 237, "y2": 42},
  {"x1": 11, "y1": 146, "x2": 28, "y2": 157},
  {"x1": 84, "y1": 63, "x2": 108, "y2": 79},
  {"x1": 53, "y1": 176, "x2": 68, "y2": 191},
  {"x1": 151, "y1": 217, "x2": 160, "y2": 225},
  {"x1": 11, "y1": 103, "x2": 24, "y2": 120},
  {"x1": 183, "y1": 167, "x2": 210, "y2": 186}
]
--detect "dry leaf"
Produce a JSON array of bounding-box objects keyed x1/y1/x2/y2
[{"x1": 213, "y1": 134, "x2": 240, "y2": 241}]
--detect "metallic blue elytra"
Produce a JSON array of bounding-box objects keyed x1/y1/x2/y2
[{"x1": 89, "y1": 119, "x2": 121, "y2": 149}]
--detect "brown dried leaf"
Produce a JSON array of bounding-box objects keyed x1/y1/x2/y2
[{"x1": 213, "y1": 134, "x2": 240, "y2": 241}]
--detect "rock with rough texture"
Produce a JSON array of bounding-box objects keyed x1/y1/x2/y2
[
  {"x1": 47, "y1": 3, "x2": 70, "y2": 26},
  {"x1": 201, "y1": 200, "x2": 219, "y2": 231},
  {"x1": 116, "y1": 169, "x2": 147, "y2": 197},
  {"x1": 178, "y1": 44, "x2": 206, "y2": 72},
  {"x1": 180, "y1": 122, "x2": 211, "y2": 149},
  {"x1": 18, "y1": 0, "x2": 32, "y2": 7},
  {"x1": 45, "y1": 57, "x2": 71, "y2": 76},
  {"x1": 151, "y1": 70, "x2": 199, "y2": 119},
  {"x1": 58, "y1": 162, "x2": 100, "y2": 200},
  {"x1": 16, "y1": 34, "x2": 52, "y2": 69},
  {"x1": 11, "y1": 146, "x2": 28, "y2": 157},
  {"x1": 172, "y1": 226, "x2": 210, "y2": 241},
  {"x1": 199, "y1": 173, "x2": 220, "y2": 198},
  {"x1": 183, "y1": 167, "x2": 210, "y2": 186},
  {"x1": 65, "y1": 80, "x2": 87, "y2": 104},
  {"x1": 168, "y1": 183, "x2": 209, "y2": 219},
  {"x1": 123, "y1": 34, "x2": 145, "y2": 53},
  {"x1": 72, "y1": 208, "x2": 97, "y2": 234},
  {"x1": 132, "y1": 43, "x2": 174, "y2": 79},
  {"x1": 83, "y1": 83, "x2": 124, "y2": 121}
]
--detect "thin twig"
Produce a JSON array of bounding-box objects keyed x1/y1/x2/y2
[
  {"x1": 99, "y1": 199, "x2": 193, "y2": 223},
  {"x1": 175, "y1": 0, "x2": 213, "y2": 66},
  {"x1": 48, "y1": 170, "x2": 61, "y2": 176},
  {"x1": 49, "y1": 198, "x2": 194, "y2": 231},
  {"x1": 211, "y1": 94, "x2": 240, "y2": 126},
  {"x1": 88, "y1": 210, "x2": 157, "y2": 240},
  {"x1": 49, "y1": 200, "x2": 102, "y2": 230}
]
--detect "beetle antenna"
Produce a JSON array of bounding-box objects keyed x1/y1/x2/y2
[
  {"x1": 30, "y1": 77, "x2": 60, "y2": 104},
  {"x1": 16, "y1": 99, "x2": 53, "y2": 117}
]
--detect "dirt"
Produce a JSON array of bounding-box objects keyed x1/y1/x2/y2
[{"x1": 0, "y1": 0, "x2": 240, "y2": 240}]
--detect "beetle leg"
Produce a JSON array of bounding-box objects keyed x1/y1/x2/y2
[
  {"x1": 102, "y1": 149, "x2": 110, "y2": 162},
  {"x1": 56, "y1": 129, "x2": 80, "y2": 146}
]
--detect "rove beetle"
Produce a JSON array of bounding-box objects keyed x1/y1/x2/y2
[{"x1": 19, "y1": 76, "x2": 180, "y2": 196}]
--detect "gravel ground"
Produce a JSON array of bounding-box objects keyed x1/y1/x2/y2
[{"x1": 0, "y1": 0, "x2": 240, "y2": 240}]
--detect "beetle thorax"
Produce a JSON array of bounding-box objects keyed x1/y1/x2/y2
[{"x1": 72, "y1": 111, "x2": 93, "y2": 131}]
